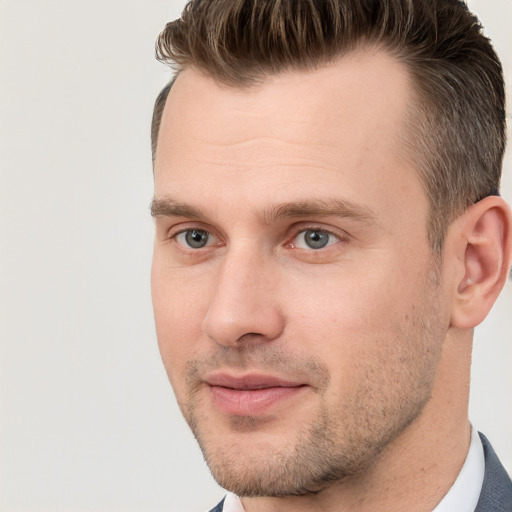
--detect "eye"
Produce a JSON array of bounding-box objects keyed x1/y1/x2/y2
[
  {"x1": 292, "y1": 229, "x2": 340, "y2": 250},
  {"x1": 175, "y1": 229, "x2": 213, "y2": 249}
]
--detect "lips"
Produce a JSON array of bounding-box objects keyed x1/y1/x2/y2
[{"x1": 204, "y1": 373, "x2": 308, "y2": 416}]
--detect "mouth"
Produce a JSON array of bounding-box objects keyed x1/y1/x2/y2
[{"x1": 204, "y1": 373, "x2": 309, "y2": 416}]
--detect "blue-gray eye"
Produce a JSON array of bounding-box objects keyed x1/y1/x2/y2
[
  {"x1": 180, "y1": 229, "x2": 210, "y2": 248},
  {"x1": 294, "y1": 229, "x2": 338, "y2": 249},
  {"x1": 304, "y1": 230, "x2": 329, "y2": 249}
]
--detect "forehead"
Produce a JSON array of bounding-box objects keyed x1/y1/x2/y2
[{"x1": 155, "y1": 48, "x2": 412, "y2": 169}]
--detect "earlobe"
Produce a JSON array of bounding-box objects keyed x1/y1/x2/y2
[{"x1": 450, "y1": 196, "x2": 512, "y2": 329}]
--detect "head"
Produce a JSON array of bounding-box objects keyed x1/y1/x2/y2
[{"x1": 150, "y1": 0, "x2": 511, "y2": 502}]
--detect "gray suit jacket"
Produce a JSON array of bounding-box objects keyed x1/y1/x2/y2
[
  {"x1": 475, "y1": 432, "x2": 512, "y2": 511},
  {"x1": 209, "y1": 432, "x2": 512, "y2": 511}
]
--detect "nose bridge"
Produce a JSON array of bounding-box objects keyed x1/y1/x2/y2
[{"x1": 202, "y1": 244, "x2": 284, "y2": 347}]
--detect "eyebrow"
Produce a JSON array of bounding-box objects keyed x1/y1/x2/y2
[
  {"x1": 263, "y1": 199, "x2": 377, "y2": 224},
  {"x1": 151, "y1": 198, "x2": 204, "y2": 219},
  {"x1": 150, "y1": 196, "x2": 378, "y2": 225}
]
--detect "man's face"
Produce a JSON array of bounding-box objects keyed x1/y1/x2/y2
[{"x1": 151, "y1": 51, "x2": 450, "y2": 496}]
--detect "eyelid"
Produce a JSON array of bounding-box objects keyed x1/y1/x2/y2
[
  {"x1": 286, "y1": 224, "x2": 348, "y2": 248},
  {"x1": 161, "y1": 220, "x2": 348, "y2": 254},
  {"x1": 166, "y1": 221, "x2": 214, "y2": 239},
  {"x1": 166, "y1": 222, "x2": 223, "y2": 249},
  {"x1": 176, "y1": 229, "x2": 213, "y2": 249}
]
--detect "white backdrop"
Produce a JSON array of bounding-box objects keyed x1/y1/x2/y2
[{"x1": 0, "y1": 1, "x2": 510, "y2": 511}]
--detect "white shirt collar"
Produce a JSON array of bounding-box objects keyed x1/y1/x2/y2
[
  {"x1": 221, "y1": 427, "x2": 485, "y2": 512},
  {"x1": 431, "y1": 426, "x2": 485, "y2": 512},
  {"x1": 222, "y1": 492, "x2": 245, "y2": 512}
]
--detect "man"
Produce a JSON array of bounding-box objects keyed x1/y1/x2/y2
[{"x1": 149, "y1": 1, "x2": 512, "y2": 510}]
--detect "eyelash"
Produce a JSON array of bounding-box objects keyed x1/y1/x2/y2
[
  {"x1": 167, "y1": 224, "x2": 221, "y2": 249},
  {"x1": 167, "y1": 224, "x2": 346, "y2": 253},
  {"x1": 287, "y1": 226, "x2": 343, "y2": 250}
]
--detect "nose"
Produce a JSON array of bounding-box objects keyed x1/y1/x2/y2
[{"x1": 202, "y1": 251, "x2": 285, "y2": 347}]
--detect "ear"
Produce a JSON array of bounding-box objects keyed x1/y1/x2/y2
[{"x1": 449, "y1": 196, "x2": 512, "y2": 329}]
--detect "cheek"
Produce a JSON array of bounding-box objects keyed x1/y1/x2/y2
[
  {"x1": 283, "y1": 263, "x2": 431, "y2": 376},
  {"x1": 285, "y1": 267, "x2": 399, "y2": 338},
  {"x1": 151, "y1": 260, "x2": 212, "y2": 380}
]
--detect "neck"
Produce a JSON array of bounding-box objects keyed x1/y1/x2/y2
[{"x1": 241, "y1": 329, "x2": 473, "y2": 512}]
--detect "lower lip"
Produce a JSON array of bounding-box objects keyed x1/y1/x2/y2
[{"x1": 208, "y1": 385, "x2": 307, "y2": 416}]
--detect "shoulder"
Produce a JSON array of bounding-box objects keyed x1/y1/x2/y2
[{"x1": 475, "y1": 432, "x2": 512, "y2": 512}]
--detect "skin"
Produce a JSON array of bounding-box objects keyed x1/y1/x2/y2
[{"x1": 151, "y1": 49, "x2": 512, "y2": 512}]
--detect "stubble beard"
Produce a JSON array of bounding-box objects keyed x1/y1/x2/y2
[
  {"x1": 186, "y1": 378, "x2": 437, "y2": 498},
  {"x1": 179, "y1": 268, "x2": 446, "y2": 498}
]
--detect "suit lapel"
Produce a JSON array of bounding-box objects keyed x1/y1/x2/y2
[{"x1": 474, "y1": 433, "x2": 512, "y2": 511}]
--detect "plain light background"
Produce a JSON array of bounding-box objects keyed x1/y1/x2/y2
[{"x1": 0, "y1": 1, "x2": 511, "y2": 511}]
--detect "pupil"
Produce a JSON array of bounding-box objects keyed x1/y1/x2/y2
[
  {"x1": 186, "y1": 229, "x2": 208, "y2": 248},
  {"x1": 305, "y1": 230, "x2": 328, "y2": 249}
]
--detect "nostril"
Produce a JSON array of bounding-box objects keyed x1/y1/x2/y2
[{"x1": 236, "y1": 332, "x2": 266, "y2": 343}]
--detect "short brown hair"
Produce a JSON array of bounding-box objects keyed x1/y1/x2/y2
[{"x1": 152, "y1": 0, "x2": 506, "y2": 251}]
